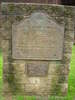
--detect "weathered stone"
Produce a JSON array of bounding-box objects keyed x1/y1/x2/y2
[
  {"x1": 3, "y1": 94, "x2": 12, "y2": 100},
  {"x1": 65, "y1": 18, "x2": 74, "y2": 31},
  {"x1": 0, "y1": 15, "x2": 12, "y2": 40},
  {"x1": 11, "y1": 61, "x2": 27, "y2": 84},
  {"x1": 63, "y1": 53, "x2": 72, "y2": 64},
  {"x1": 1, "y1": 3, "x2": 64, "y2": 17},
  {"x1": 27, "y1": 61, "x2": 49, "y2": 76},
  {"x1": 64, "y1": 41, "x2": 73, "y2": 53},
  {"x1": 1, "y1": 40, "x2": 9, "y2": 52},
  {"x1": 12, "y1": 61, "x2": 26, "y2": 73},
  {"x1": 0, "y1": 3, "x2": 74, "y2": 96},
  {"x1": 64, "y1": 6, "x2": 75, "y2": 18},
  {"x1": 48, "y1": 61, "x2": 62, "y2": 75},
  {"x1": 3, "y1": 63, "x2": 10, "y2": 74},
  {"x1": 3, "y1": 81, "x2": 11, "y2": 94},
  {"x1": 61, "y1": 83, "x2": 68, "y2": 95},
  {"x1": 12, "y1": 12, "x2": 64, "y2": 60}
]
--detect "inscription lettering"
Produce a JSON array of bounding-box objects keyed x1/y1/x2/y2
[{"x1": 12, "y1": 12, "x2": 64, "y2": 60}]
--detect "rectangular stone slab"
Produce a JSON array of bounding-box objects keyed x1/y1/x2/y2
[
  {"x1": 27, "y1": 61, "x2": 49, "y2": 77},
  {"x1": 12, "y1": 12, "x2": 64, "y2": 60},
  {"x1": 1, "y1": 3, "x2": 74, "y2": 96}
]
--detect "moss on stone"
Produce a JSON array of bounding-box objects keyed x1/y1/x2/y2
[
  {"x1": 15, "y1": 16, "x2": 24, "y2": 21},
  {"x1": 6, "y1": 63, "x2": 21, "y2": 95}
]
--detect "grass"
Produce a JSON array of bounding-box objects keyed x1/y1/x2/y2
[
  {"x1": 0, "y1": 46, "x2": 75, "y2": 100},
  {"x1": 67, "y1": 46, "x2": 75, "y2": 99}
]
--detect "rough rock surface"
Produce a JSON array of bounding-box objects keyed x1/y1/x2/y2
[{"x1": 0, "y1": 3, "x2": 74, "y2": 97}]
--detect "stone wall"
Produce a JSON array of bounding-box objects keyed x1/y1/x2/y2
[
  {"x1": 1, "y1": 0, "x2": 61, "y2": 3},
  {"x1": 74, "y1": 21, "x2": 75, "y2": 45},
  {"x1": 0, "y1": 3, "x2": 74, "y2": 98}
]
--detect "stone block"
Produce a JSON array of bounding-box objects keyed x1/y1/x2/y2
[
  {"x1": 1, "y1": 3, "x2": 74, "y2": 96},
  {"x1": 27, "y1": 61, "x2": 49, "y2": 77}
]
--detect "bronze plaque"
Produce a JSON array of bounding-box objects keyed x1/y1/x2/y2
[
  {"x1": 12, "y1": 12, "x2": 64, "y2": 60},
  {"x1": 27, "y1": 61, "x2": 49, "y2": 77}
]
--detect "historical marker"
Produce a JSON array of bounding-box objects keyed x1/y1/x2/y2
[{"x1": 12, "y1": 12, "x2": 64, "y2": 60}]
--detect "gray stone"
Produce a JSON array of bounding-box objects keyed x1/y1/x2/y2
[
  {"x1": 0, "y1": 3, "x2": 74, "y2": 96},
  {"x1": 12, "y1": 12, "x2": 64, "y2": 60},
  {"x1": 27, "y1": 61, "x2": 49, "y2": 77}
]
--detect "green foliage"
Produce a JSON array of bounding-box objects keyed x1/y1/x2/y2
[{"x1": 68, "y1": 46, "x2": 75, "y2": 97}]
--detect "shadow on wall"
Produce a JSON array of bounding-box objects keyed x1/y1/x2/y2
[{"x1": 62, "y1": 0, "x2": 75, "y2": 5}]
